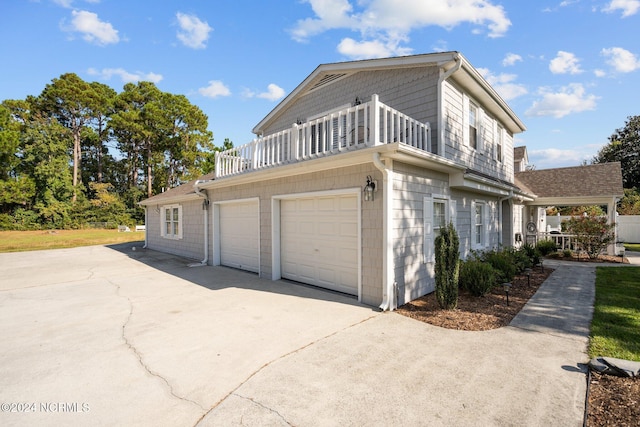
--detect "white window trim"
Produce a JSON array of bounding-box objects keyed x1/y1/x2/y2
[
  {"x1": 471, "y1": 200, "x2": 490, "y2": 250},
  {"x1": 423, "y1": 194, "x2": 456, "y2": 264},
  {"x1": 160, "y1": 204, "x2": 183, "y2": 240},
  {"x1": 463, "y1": 95, "x2": 482, "y2": 151},
  {"x1": 495, "y1": 123, "x2": 504, "y2": 163}
]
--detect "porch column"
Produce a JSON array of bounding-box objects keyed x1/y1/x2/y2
[{"x1": 608, "y1": 197, "x2": 617, "y2": 255}]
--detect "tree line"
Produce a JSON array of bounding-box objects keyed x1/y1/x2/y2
[
  {"x1": 592, "y1": 115, "x2": 640, "y2": 215},
  {"x1": 0, "y1": 73, "x2": 232, "y2": 230}
]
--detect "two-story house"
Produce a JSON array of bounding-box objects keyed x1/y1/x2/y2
[{"x1": 139, "y1": 51, "x2": 531, "y2": 310}]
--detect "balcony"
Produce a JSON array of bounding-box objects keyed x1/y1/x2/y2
[{"x1": 214, "y1": 94, "x2": 433, "y2": 179}]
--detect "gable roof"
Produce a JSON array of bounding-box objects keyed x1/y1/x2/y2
[
  {"x1": 253, "y1": 51, "x2": 526, "y2": 136},
  {"x1": 138, "y1": 172, "x2": 215, "y2": 206},
  {"x1": 514, "y1": 146, "x2": 527, "y2": 164},
  {"x1": 514, "y1": 162, "x2": 624, "y2": 199}
]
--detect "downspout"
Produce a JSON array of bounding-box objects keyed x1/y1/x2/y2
[
  {"x1": 373, "y1": 152, "x2": 396, "y2": 311},
  {"x1": 437, "y1": 55, "x2": 462, "y2": 156},
  {"x1": 191, "y1": 180, "x2": 210, "y2": 266},
  {"x1": 498, "y1": 192, "x2": 512, "y2": 248},
  {"x1": 143, "y1": 206, "x2": 148, "y2": 248}
]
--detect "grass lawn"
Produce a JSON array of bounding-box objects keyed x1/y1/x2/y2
[
  {"x1": 589, "y1": 267, "x2": 640, "y2": 361},
  {"x1": 0, "y1": 229, "x2": 144, "y2": 253},
  {"x1": 624, "y1": 243, "x2": 640, "y2": 252}
]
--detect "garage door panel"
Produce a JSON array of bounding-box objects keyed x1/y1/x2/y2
[
  {"x1": 281, "y1": 194, "x2": 358, "y2": 295},
  {"x1": 220, "y1": 202, "x2": 259, "y2": 273}
]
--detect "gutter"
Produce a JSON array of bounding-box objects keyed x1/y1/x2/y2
[
  {"x1": 437, "y1": 55, "x2": 462, "y2": 156},
  {"x1": 373, "y1": 152, "x2": 397, "y2": 311},
  {"x1": 190, "y1": 180, "x2": 211, "y2": 267}
]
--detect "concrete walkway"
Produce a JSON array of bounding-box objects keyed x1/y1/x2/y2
[{"x1": 2, "y1": 244, "x2": 631, "y2": 426}]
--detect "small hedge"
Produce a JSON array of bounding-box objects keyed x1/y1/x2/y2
[
  {"x1": 536, "y1": 239, "x2": 558, "y2": 256},
  {"x1": 459, "y1": 260, "x2": 496, "y2": 296}
]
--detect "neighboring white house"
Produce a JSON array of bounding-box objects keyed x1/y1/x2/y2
[{"x1": 139, "y1": 51, "x2": 622, "y2": 310}]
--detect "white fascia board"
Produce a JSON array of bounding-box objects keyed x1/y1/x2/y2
[
  {"x1": 527, "y1": 196, "x2": 621, "y2": 206},
  {"x1": 138, "y1": 193, "x2": 200, "y2": 206},
  {"x1": 450, "y1": 172, "x2": 512, "y2": 197}
]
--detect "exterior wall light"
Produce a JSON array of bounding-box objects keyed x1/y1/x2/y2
[{"x1": 364, "y1": 175, "x2": 377, "y2": 201}]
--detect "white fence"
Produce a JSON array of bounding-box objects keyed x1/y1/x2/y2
[
  {"x1": 618, "y1": 215, "x2": 640, "y2": 243},
  {"x1": 215, "y1": 94, "x2": 432, "y2": 179}
]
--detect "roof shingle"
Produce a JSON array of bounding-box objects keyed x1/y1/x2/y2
[{"x1": 514, "y1": 162, "x2": 623, "y2": 198}]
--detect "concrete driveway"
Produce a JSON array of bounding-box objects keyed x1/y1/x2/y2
[{"x1": 0, "y1": 243, "x2": 593, "y2": 426}]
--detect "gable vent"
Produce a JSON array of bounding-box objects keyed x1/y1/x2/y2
[{"x1": 308, "y1": 73, "x2": 348, "y2": 92}]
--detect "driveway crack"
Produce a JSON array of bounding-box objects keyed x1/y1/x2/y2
[
  {"x1": 109, "y1": 279, "x2": 206, "y2": 413},
  {"x1": 232, "y1": 393, "x2": 292, "y2": 426},
  {"x1": 194, "y1": 313, "x2": 380, "y2": 426}
]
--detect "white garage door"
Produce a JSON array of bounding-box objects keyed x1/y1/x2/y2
[
  {"x1": 281, "y1": 194, "x2": 358, "y2": 295},
  {"x1": 219, "y1": 201, "x2": 259, "y2": 273}
]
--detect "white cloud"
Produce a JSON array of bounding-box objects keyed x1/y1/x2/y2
[
  {"x1": 529, "y1": 147, "x2": 595, "y2": 168},
  {"x1": 257, "y1": 84, "x2": 285, "y2": 101},
  {"x1": 176, "y1": 12, "x2": 212, "y2": 49},
  {"x1": 549, "y1": 51, "x2": 583, "y2": 74},
  {"x1": 502, "y1": 53, "x2": 522, "y2": 66},
  {"x1": 337, "y1": 37, "x2": 413, "y2": 59},
  {"x1": 87, "y1": 68, "x2": 163, "y2": 83},
  {"x1": 198, "y1": 80, "x2": 231, "y2": 98},
  {"x1": 243, "y1": 84, "x2": 286, "y2": 101},
  {"x1": 601, "y1": 47, "x2": 640, "y2": 73},
  {"x1": 594, "y1": 69, "x2": 607, "y2": 77},
  {"x1": 53, "y1": 0, "x2": 74, "y2": 7},
  {"x1": 602, "y1": 0, "x2": 640, "y2": 17},
  {"x1": 66, "y1": 10, "x2": 119, "y2": 45},
  {"x1": 477, "y1": 68, "x2": 527, "y2": 101},
  {"x1": 291, "y1": 0, "x2": 511, "y2": 59},
  {"x1": 525, "y1": 83, "x2": 598, "y2": 118}
]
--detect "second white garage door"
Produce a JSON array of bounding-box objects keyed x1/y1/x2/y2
[
  {"x1": 281, "y1": 194, "x2": 358, "y2": 295},
  {"x1": 219, "y1": 201, "x2": 260, "y2": 273}
]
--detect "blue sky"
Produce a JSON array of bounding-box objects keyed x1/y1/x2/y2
[{"x1": 1, "y1": 0, "x2": 639, "y2": 169}]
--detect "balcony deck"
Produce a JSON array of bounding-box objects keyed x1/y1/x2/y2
[{"x1": 214, "y1": 95, "x2": 434, "y2": 179}]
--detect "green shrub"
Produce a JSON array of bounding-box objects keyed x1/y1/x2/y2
[
  {"x1": 459, "y1": 260, "x2": 496, "y2": 297},
  {"x1": 521, "y1": 243, "x2": 541, "y2": 266},
  {"x1": 476, "y1": 249, "x2": 517, "y2": 284},
  {"x1": 435, "y1": 222, "x2": 460, "y2": 309},
  {"x1": 562, "y1": 249, "x2": 573, "y2": 258},
  {"x1": 510, "y1": 247, "x2": 532, "y2": 273},
  {"x1": 536, "y1": 239, "x2": 558, "y2": 256},
  {"x1": 564, "y1": 216, "x2": 615, "y2": 259}
]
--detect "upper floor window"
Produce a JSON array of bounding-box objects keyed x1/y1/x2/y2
[
  {"x1": 469, "y1": 102, "x2": 478, "y2": 150},
  {"x1": 496, "y1": 124, "x2": 503, "y2": 163},
  {"x1": 161, "y1": 204, "x2": 182, "y2": 240}
]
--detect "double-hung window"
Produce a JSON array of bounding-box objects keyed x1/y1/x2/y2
[
  {"x1": 496, "y1": 124, "x2": 503, "y2": 163},
  {"x1": 161, "y1": 204, "x2": 182, "y2": 240},
  {"x1": 475, "y1": 203, "x2": 484, "y2": 246},
  {"x1": 469, "y1": 102, "x2": 478, "y2": 150},
  {"x1": 424, "y1": 195, "x2": 456, "y2": 263}
]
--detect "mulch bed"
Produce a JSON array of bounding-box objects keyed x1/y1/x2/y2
[
  {"x1": 396, "y1": 255, "x2": 635, "y2": 426},
  {"x1": 397, "y1": 266, "x2": 552, "y2": 331},
  {"x1": 588, "y1": 372, "x2": 640, "y2": 426}
]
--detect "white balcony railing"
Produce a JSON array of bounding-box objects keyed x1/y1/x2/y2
[{"x1": 214, "y1": 94, "x2": 433, "y2": 179}]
